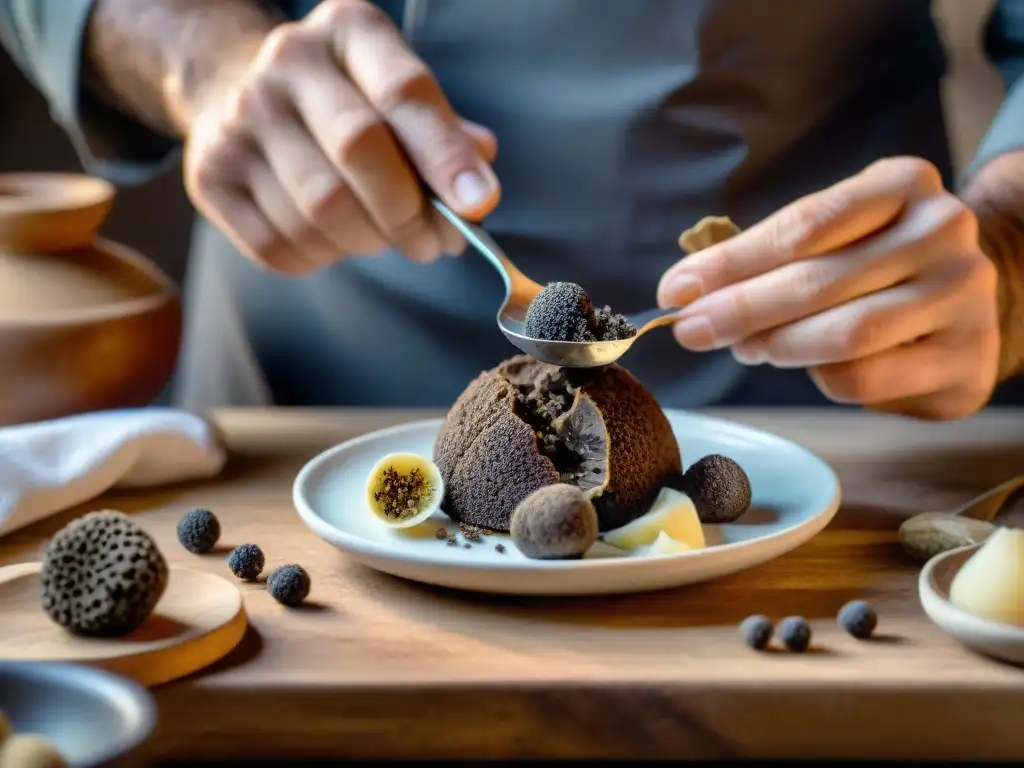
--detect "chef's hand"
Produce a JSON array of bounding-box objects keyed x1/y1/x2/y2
[
  {"x1": 183, "y1": 0, "x2": 500, "y2": 274},
  {"x1": 656, "y1": 157, "x2": 1001, "y2": 420}
]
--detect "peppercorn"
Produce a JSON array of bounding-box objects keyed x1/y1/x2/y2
[
  {"x1": 227, "y1": 544, "x2": 264, "y2": 580},
  {"x1": 176, "y1": 508, "x2": 221, "y2": 554},
  {"x1": 267, "y1": 564, "x2": 311, "y2": 607},
  {"x1": 837, "y1": 600, "x2": 878, "y2": 639},
  {"x1": 777, "y1": 616, "x2": 812, "y2": 652},
  {"x1": 739, "y1": 614, "x2": 773, "y2": 650}
]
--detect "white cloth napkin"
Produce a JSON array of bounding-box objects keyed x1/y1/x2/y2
[{"x1": 0, "y1": 408, "x2": 227, "y2": 538}]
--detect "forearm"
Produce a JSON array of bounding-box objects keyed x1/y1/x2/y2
[
  {"x1": 961, "y1": 150, "x2": 1024, "y2": 383},
  {"x1": 83, "y1": 0, "x2": 281, "y2": 139}
]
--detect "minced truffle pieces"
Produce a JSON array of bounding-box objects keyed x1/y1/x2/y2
[
  {"x1": 511, "y1": 484, "x2": 598, "y2": 559},
  {"x1": 39, "y1": 509, "x2": 169, "y2": 637},
  {"x1": 523, "y1": 282, "x2": 636, "y2": 343},
  {"x1": 267, "y1": 564, "x2": 310, "y2": 607},
  {"x1": 176, "y1": 508, "x2": 221, "y2": 554},
  {"x1": 227, "y1": 544, "x2": 264, "y2": 580},
  {"x1": 682, "y1": 454, "x2": 752, "y2": 524}
]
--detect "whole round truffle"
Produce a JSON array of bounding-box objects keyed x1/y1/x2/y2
[
  {"x1": 682, "y1": 454, "x2": 752, "y2": 524},
  {"x1": 267, "y1": 564, "x2": 311, "y2": 607},
  {"x1": 40, "y1": 510, "x2": 169, "y2": 637},
  {"x1": 837, "y1": 600, "x2": 878, "y2": 639},
  {"x1": 523, "y1": 282, "x2": 594, "y2": 343},
  {"x1": 739, "y1": 614, "x2": 773, "y2": 650},
  {"x1": 227, "y1": 544, "x2": 264, "y2": 580},
  {"x1": 434, "y1": 356, "x2": 682, "y2": 533},
  {"x1": 0, "y1": 734, "x2": 67, "y2": 768},
  {"x1": 176, "y1": 508, "x2": 221, "y2": 554},
  {"x1": 511, "y1": 484, "x2": 598, "y2": 559},
  {"x1": 777, "y1": 616, "x2": 812, "y2": 652}
]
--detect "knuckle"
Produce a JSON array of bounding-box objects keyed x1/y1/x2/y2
[
  {"x1": 296, "y1": 177, "x2": 348, "y2": 224},
  {"x1": 330, "y1": 113, "x2": 389, "y2": 167},
  {"x1": 787, "y1": 261, "x2": 841, "y2": 307},
  {"x1": 374, "y1": 67, "x2": 441, "y2": 113},
  {"x1": 840, "y1": 313, "x2": 883, "y2": 358},
  {"x1": 835, "y1": 362, "x2": 878, "y2": 403},
  {"x1": 963, "y1": 254, "x2": 999, "y2": 294},
  {"x1": 875, "y1": 156, "x2": 943, "y2": 192},
  {"x1": 259, "y1": 23, "x2": 310, "y2": 67}
]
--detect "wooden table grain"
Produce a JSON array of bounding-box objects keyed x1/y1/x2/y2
[{"x1": 2, "y1": 407, "x2": 1023, "y2": 761}]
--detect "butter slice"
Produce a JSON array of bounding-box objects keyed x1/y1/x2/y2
[
  {"x1": 948, "y1": 526, "x2": 1024, "y2": 626},
  {"x1": 633, "y1": 530, "x2": 694, "y2": 556},
  {"x1": 603, "y1": 487, "x2": 705, "y2": 550}
]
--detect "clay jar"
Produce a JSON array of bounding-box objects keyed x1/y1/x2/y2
[{"x1": 0, "y1": 173, "x2": 181, "y2": 425}]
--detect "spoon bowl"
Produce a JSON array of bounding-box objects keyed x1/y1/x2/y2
[
  {"x1": 919, "y1": 543, "x2": 1024, "y2": 667},
  {"x1": 431, "y1": 198, "x2": 678, "y2": 367}
]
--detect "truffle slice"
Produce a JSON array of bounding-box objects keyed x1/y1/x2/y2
[
  {"x1": 40, "y1": 510, "x2": 169, "y2": 637},
  {"x1": 511, "y1": 484, "x2": 598, "y2": 559},
  {"x1": 434, "y1": 355, "x2": 681, "y2": 532},
  {"x1": 523, "y1": 282, "x2": 636, "y2": 342}
]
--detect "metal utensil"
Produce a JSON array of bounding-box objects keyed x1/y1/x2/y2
[
  {"x1": 898, "y1": 474, "x2": 1024, "y2": 562},
  {"x1": 431, "y1": 198, "x2": 680, "y2": 368}
]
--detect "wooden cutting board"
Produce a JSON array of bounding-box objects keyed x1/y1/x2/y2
[{"x1": 0, "y1": 562, "x2": 247, "y2": 687}]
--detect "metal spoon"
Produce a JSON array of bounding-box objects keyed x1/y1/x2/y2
[
  {"x1": 431, "y1": 198, "x2": 680, "y2": 368},
  {"x1": 898, "y1": 474, "x2": 1024, "y2": 562}
]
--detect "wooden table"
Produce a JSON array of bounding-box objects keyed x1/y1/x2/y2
[{"x1": 2, "y1": 408, "x2": 1023, "y2": 761}]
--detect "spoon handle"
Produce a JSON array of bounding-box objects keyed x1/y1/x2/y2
[
  {"x1": 952, "y1": 474, "x2": 1024, "y2": 522},
  {"x1": 429, "y1": 198, "x2": 536, "y2": 289}
]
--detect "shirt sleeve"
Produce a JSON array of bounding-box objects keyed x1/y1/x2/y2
[
  {"x1": 963, "y1": 0, "x2": 1024, "y2": 185},
  {"x1": 0, "y1": 0, "x2": 180, "y2": 186}
]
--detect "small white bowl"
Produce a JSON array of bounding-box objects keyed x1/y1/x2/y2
[{"x1": 919, "y1": 544, "x2": 1024, "y2": 667}]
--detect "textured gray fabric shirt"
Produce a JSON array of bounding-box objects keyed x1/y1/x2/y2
[{"x1": 3, "y1": 0, "x2": 1024, "y2": 409}]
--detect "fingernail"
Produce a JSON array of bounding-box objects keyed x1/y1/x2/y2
[
  {"x1": 673, "y1": 316, "x2": 716, "y2": 351},
  {"x1": 658, "y1": 273, "x2": 703, "y2": 309},
  {"x1": 454, "y1": 167, "x2": 496, "y2": 210}
]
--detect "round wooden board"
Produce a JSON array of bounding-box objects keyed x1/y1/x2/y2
[{"x1": 0, "y1": 562, "x2": 248, "y2": 687}]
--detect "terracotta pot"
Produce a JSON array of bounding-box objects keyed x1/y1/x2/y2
[
  {"x1": 0, "y1": 173, "x2": 115, "y2": 252},
  {"x1": 0, "y1": 174, "x2": 181, "y2": 425}
]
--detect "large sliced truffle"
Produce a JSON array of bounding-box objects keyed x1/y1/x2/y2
[
  {"x1": 434, "y1": 355, "x2": 681, "y2": 532},
  {"x1": 523, "y1": 282, "x2": 636, "y2": 342}
]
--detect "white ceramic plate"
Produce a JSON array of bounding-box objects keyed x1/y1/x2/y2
[
  {"x1": 293, "y1": 411, "x2": 842, "y2": 596},
  {"x1": 919, "y1": 544, "x2": 1024, "y2": 667}
]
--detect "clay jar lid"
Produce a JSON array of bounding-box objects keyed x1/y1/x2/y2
[
  {"x1": 0, "y1": 173, "x2": 181, "y2": 424},
  {"x1": 0, "y1": 172, "x2": 115, "y2": 252}
]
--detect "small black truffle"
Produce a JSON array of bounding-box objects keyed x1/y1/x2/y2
[
  {"x1": 739, "y1": 614, "x2": 773, "y2": 650},
  {"x1": 267, "y1": 564, "x2": 311, "y2": 607},
  {"x1": 227, "y1": 544, "x2": 264, "y2": 580},
  {"x1": 837, "y1": 600, "x2": 878, "y2": 639},
  {"x1": 40, "y1": 510, "x2": 169, "y2": 637},
  {"x1": 511, "y1": 484, "x2": 598, "y2": 559},
  {"x1": 523, "y1": 282, "x2": 636, "y2": 343},
  {"x1": 682, "y1": 454, "x2": 752, "y2": 524},
  {"x1": 176, "y1": 508, "x2": 221, "y2": 554},
  {"x1": 777, "y1": 616, "x2": 812, "y2": 652}
]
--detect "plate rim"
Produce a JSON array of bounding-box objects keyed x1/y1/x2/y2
[{"x1": 292, "y1": 410, "x2": 843, "y2": 574}]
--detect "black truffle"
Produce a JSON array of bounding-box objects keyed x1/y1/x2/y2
[
  {"x1": 682, "y1": 454, "x2": 752, "y2": 524},
  {"x1": 739, "y1": 614, "x2": 773, "y2": 650},
  {"x1": 227, "y1": 544, "x2": 264, "y2": 580},
  {"x1": 510, "y1": 484, "x2": 598, "y2": 559},
  {"x1": 777, "y1": 616, "x2": 812, "y2": 652},
  {"x1": 837, "y1": 600, "x2": 878, "y2": 639},
  {"x1": 176, "y1": 508, "x2": 221, "y2": 554},
  {"x1": 523, "y1": 282, "x2": 636, "y2": 343},
  {"x1": 40, "y1": 510, "x2": 169, "y2": 637},
  {"x1": 267, "y1": 564, "x2": 311, "y2": 607},
  {"x1": 434, "y1": 356, "x2": 682, "y2": 532}
]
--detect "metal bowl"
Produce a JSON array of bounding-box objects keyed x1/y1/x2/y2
[{"x1": 0, "y1": 662, "x2": 156, "y2": 767}]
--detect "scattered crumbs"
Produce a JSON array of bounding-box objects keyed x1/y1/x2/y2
[
  {"x1": 435, "y1": 527, "x2": 449, "y2": 541},
  {"x1": 447, "y1": 536, "x2": 458, "y2": 547},
  {"x1": 463, "y1": 543, "x2": 471, "y2": 549},
  {"x1": 495, "y1": 543, "x2": 506, "y2": 554},
  {"x1": 482, "y1": 529, "x2": 494, "y2": 536}
]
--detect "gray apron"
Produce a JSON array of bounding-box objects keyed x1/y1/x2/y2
[{"x1": 174, "y1": 0, "x2": 952, "y2": 410}]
